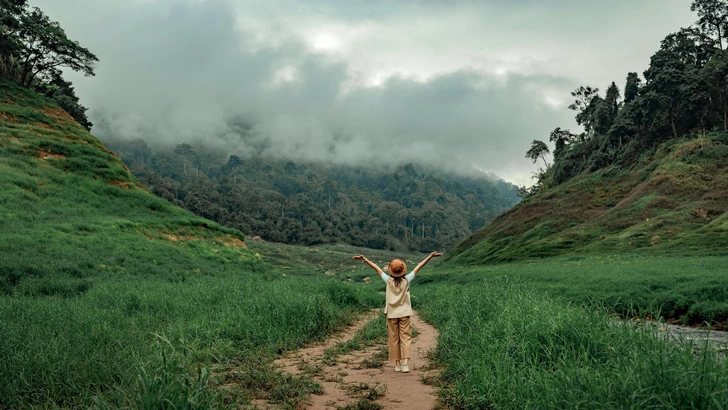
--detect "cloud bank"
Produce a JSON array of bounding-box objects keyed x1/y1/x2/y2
[{"x1": 32, "y1": 0, "x2": 695, "y2": 182}]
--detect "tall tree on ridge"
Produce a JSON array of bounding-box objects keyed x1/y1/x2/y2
[
  {"x1": 702, "y1": 49, "x2": 728, "y2": 129},
  {"x1": 692, "y1": 0, "x2": 728, "y2": 49},
  {"x1": 549, "y1": 127, "x2": 577, "y2": 159},
  {"x1": 568, "y1": 86, "x2": 600, "y2": 138},
  {"x1": 624, "y1": 72, "x2": 642, "y2": 103},
  {"x1": 643, "y1": 29, "x2": 709, "y2": 140},
  {"x1": 526, "y1": 140, "x2": 550, "y2": 168},
  {"x1": 15, "y1": 7, "x2": 97, "y2": 88}
]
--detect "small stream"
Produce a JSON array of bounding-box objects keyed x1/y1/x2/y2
[{"x1": 643, "y1": 321, "x2": 728, "y2": 353}]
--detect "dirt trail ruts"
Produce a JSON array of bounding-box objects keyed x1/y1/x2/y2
[{"x1": 274, "y1": 310, "x2": 440, "y2": 409}]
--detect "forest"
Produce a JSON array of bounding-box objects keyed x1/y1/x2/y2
[
  {"x1": 105, "y1": 138, "x2": 519, "y2": 251},
  {"x1": 525, "y1": 0, "x2": 728, "y2": 194}
]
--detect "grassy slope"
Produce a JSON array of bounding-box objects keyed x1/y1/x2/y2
[
  {"x1": 0, "y1": 79, "x2": 260, "y2": 288},
  {"x1": 446, "y1": 134, "x2": 728, "y2": 265}
]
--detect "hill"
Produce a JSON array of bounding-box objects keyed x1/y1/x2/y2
[
  {"x1": 102, "y1": 138, "x2": 520, "y2": 252},
  {"x1": 0, "y1": 79, "x2": 261, "y2": 294},
  {"x1": 445, "y1": 134, "x2": 728, "y2": 265}
]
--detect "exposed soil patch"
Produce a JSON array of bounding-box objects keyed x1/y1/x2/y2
[
  {"x1": 272, "y1": 311, "x2": 440, "y2": 409},
  {"x1": 40, "y1": 107, "x2": 74, "y2": 121},
  {"x1": 162, "y1": 233, "x2": 189, "y2": 242},
  {"x1": 221, "y1": 237, "x2": 246, "y2": 248},
  {"x1": 65, "y1": 135, "x2": 91, "y2": 145},
  {"x1": 159, "y1": 232, "x2": 246, "y2": 249},
  {"x1": 108, "y1": 180, "x2": 132, "y2": 190},
  {"x1": 38, "y1": 149, "x2": 65, "y2": 160}
]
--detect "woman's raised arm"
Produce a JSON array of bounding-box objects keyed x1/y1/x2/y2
[
  {"x1": 352, "y1": 254, "x2": 384, "y2": 277},
  {"x1": 411, "y1": 251, "x2": 443, "y2": 275}
]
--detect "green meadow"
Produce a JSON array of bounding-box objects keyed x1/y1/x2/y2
[
  {"x1": 422, "y1": 254, "x2": 728, "y2": 327},
  {"x1": 4, "y1": 245, "x2": 728, "y2": 409}
]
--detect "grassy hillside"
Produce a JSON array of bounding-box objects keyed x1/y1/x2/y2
[
  {"x1": 446, "y1": 134, "x2": 728, "y2": 265},
  {"x1": 0, "y1": 79, "x2": 262, "y2": 290}
]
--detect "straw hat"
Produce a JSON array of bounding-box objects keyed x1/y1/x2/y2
[{"x1": 388, "y1": 259, "x2": 407, "y2": 278}]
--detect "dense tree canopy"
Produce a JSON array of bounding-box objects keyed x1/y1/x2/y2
[
  {"x1": 106, "y1": 138, "x2": 519, "y2": 251},
  {"x1": 524, "y1": 0, "x2": 728, "y2": 194}
]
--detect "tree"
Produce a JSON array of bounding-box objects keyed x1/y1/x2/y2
[
  {"x1": 568, "y1": 86, "x2": 600, "y2": 113},
  {"x1": 624, "y1": 72, "x2": 642, "y2": 103},
  {"x1": 604, "y1": 82, "x2": 621, "y2": 119},
  {"x1": 642, "y1": 29, "x2": 709, "y2": 140},
  {"x1": 526, "y1": 140, "x2": 550, "y2": 168},
  {"x1": 0, "y1": 0, "x2": 27, "y2": 56},
  {"x1": 548, "y1": 127, "x2": 577, "y2": 159},
  {"x1": 15, "y1": 7, "x2": 97, "y2": 88},
  {"x1": 691, "y1": 0, "x2": 728, "y2": 49},
  {"x1": 702, "y1": 49, "x2": 728, "y2": 129},
  {"x1": 592, "y1": 83, "x2": 621, "y2": 136},
  {"x1": 568, "y1": 86, "x2": 600, "y2": 136}
]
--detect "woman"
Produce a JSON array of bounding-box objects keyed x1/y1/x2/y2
[{"x1": 352, "y1": 252, "x2": 442, "y2": 373}]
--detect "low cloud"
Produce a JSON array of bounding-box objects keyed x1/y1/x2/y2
[{"x1": 33, "y1": 0, "x2": 695, "y2": 182}]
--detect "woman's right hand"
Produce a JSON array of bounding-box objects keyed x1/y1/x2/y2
[
  {"x1": 352, "y1": 254, "x2": 364, "y2": 260},
  {"x1": 430, "y1": 252, "x2": 443, "y2": 258}
]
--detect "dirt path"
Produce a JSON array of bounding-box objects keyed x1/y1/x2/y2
[{"x1": 273, "y1": 310, "x2": 440, "y2": 409}]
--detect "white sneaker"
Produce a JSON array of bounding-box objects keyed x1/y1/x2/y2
[
  {"x1": 402, "y1": 364, "x2": 409, "y2": 373},
  {"x1": 395, "y1": 364, "x2": 401, "y2": 372}
]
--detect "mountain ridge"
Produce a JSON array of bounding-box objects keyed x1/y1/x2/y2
[{"x1": 102, "y1": 137, "x2": 520, "y2": 252}]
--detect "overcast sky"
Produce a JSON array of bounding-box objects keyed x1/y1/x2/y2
[{"x1": 32, "y1": 0, "x2": 696, "y2": 184}]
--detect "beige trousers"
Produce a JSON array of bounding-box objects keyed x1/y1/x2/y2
[{"x1": 387, "y1": 316, "x2": 412, "y2": 361}]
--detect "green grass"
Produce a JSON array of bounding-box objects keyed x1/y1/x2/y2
[
  {"x1": 246, "y1": 240, "x2": 425, "y2": 279},
  {"x1": 422, "y1": 254, "x2": 728, "y2": 327},
  {"x1": 417, "y1": 278, "x2": 728, "y2": 409},
  {"x1": 0, "y1": 272, "x2": 380, "y2": 408}
]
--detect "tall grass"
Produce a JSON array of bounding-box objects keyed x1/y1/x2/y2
[
  {"x1": 0, "y1": 273, "x2": 380, "y2": 408},
  {"x1": 417, "y1": 278, "x2": 728, "y2": 409},
  {"x1": 421, "y1": 254, "x2": 728, "y2": 327}
]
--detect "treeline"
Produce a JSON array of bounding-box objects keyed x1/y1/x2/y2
[
  {"x1": 524, "y1": 0, "x2": 728, "y2": 194},
  {"x1": 106, "y1": 139, "x2": 519, "y2": 251},
  {"x1": 0, "y1": 0, "x2": 96, "y2": 129}
]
